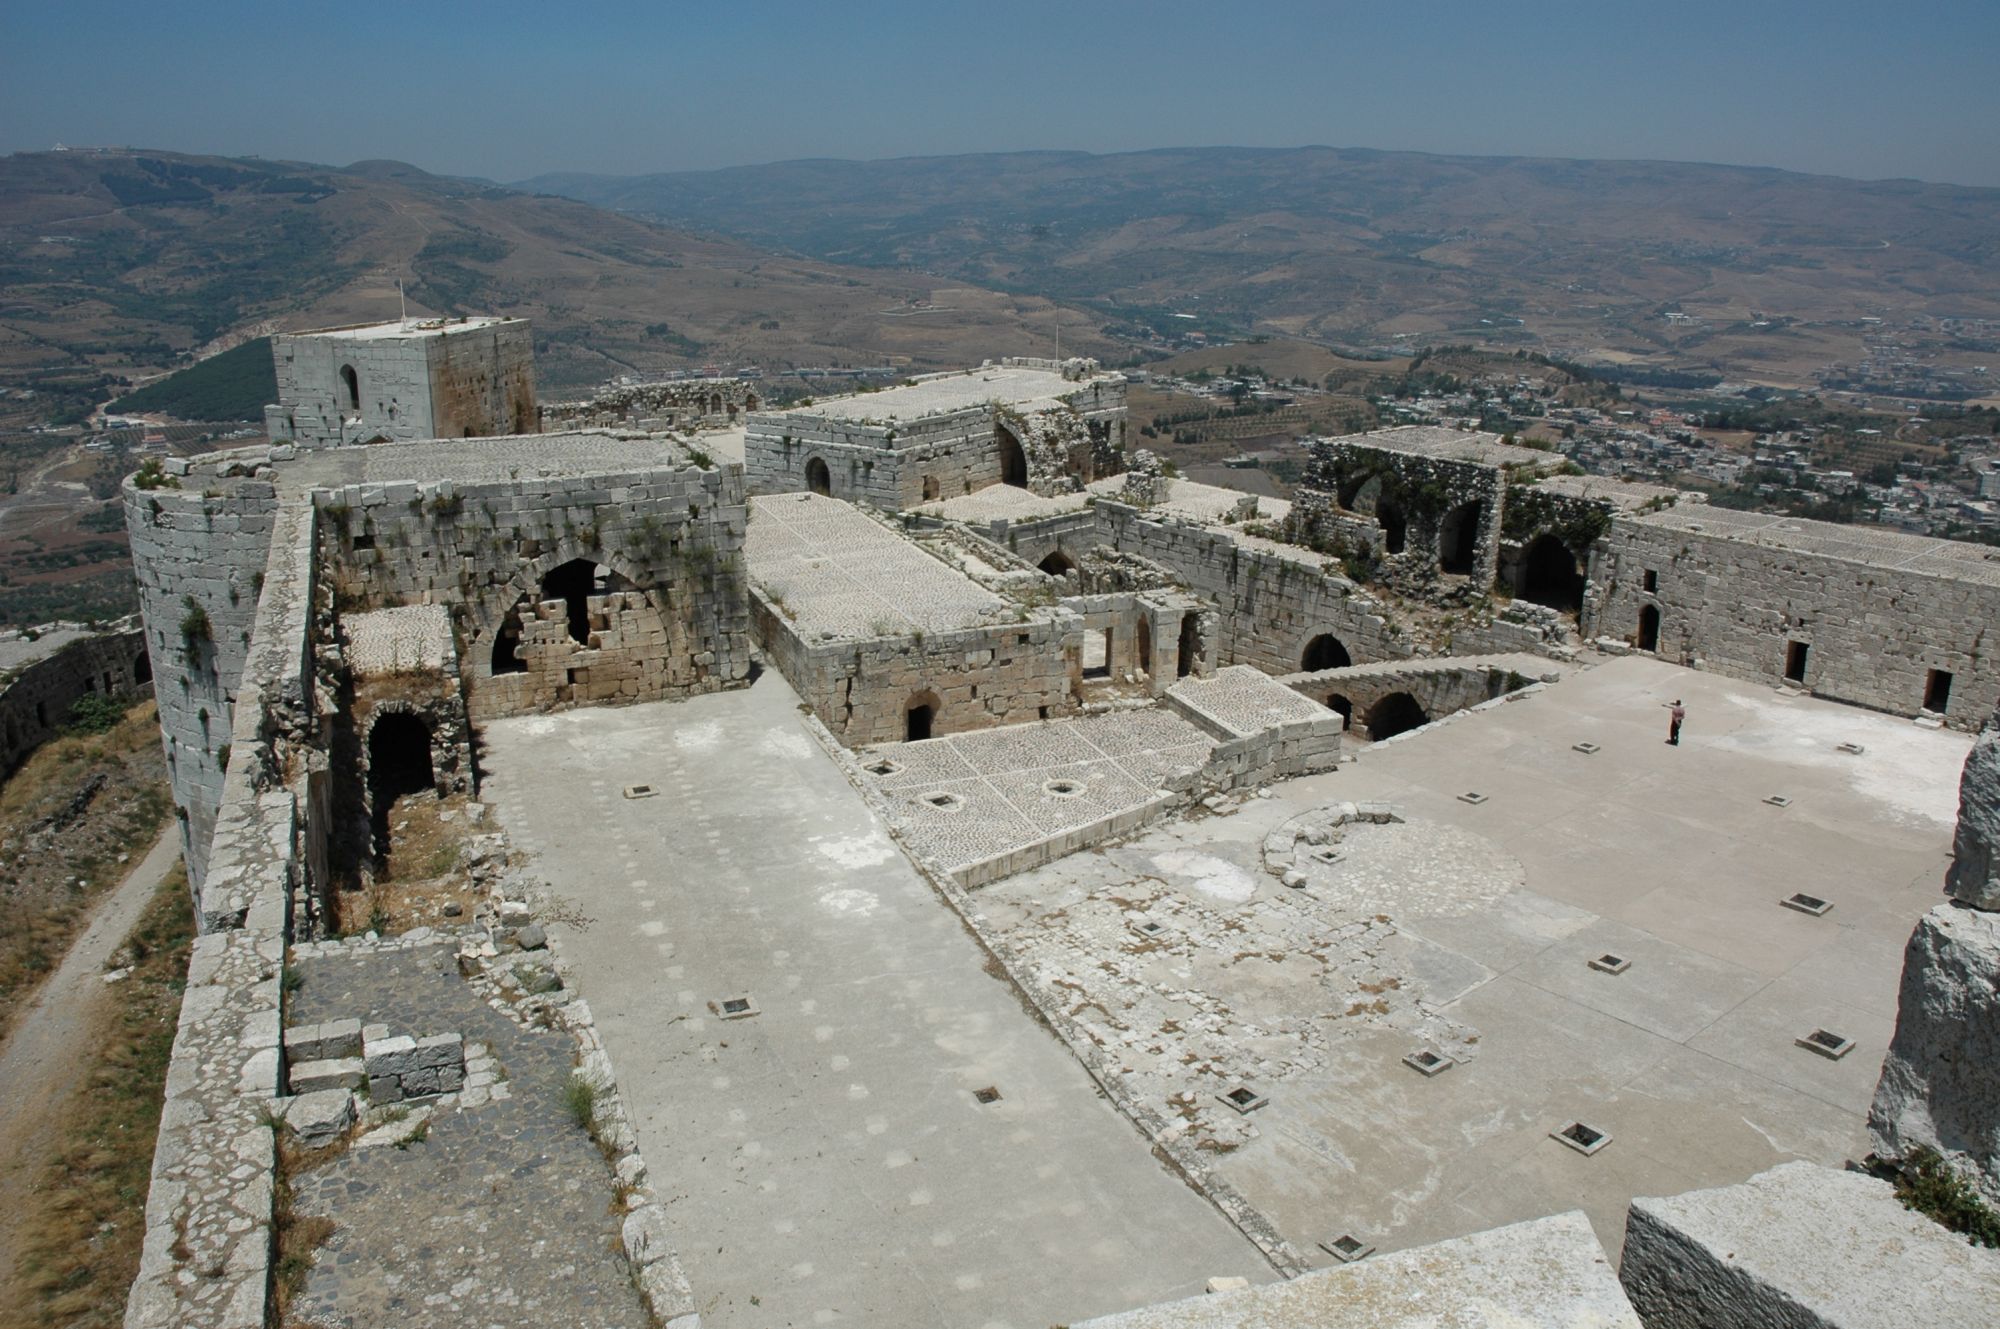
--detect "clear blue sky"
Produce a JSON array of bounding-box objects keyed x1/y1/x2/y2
[{"x1": 4, "y1": 0, "x2": 1997, "y2": 186}]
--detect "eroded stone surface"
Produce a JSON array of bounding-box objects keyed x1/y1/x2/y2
[{"x1": 1946, "y1": 709, "x2": 2000, "y2": 909}]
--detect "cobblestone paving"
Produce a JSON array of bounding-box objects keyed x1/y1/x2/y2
[{"x1": 285, "y1": 943, "x2": 646, "y2": 1329}]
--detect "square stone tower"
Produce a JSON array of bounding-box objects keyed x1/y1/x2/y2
[{"x1": 265, "y1": 315, "x2": 536, "y2": 448}]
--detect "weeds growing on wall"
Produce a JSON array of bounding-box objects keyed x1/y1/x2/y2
[{"x1": 1892, "y1": 1147, "x2": 2000, "y2": 1248}]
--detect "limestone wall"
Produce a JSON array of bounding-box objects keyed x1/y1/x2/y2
[
  {"x1": 1279, "y1": 657, "x2": 1543, "y2": 736},
  {"x1": 267, "y1": 320, "x2": 536, "y2": 449},
  {"x1": 124, "y1": 471, "x2": 282, "y2": 889},
  {"x1": 1589, "y1": 518, "x2": 2000, "y2": 727},
  {"x1": 314, "y1": 461, "x2": 752, "y2": 721},
  {"x1": 752, "y1": 588, "x2": 1077, "y2": 745},
  {"x1": 539, "y1": 377, "x2": 761, "y2": 433},
  {"x1": 1299, "y1": 440, "x2": 1508, "y2": 593},
  {"x1": 0, "y1": 624, "x2": 151, "y2": 777},
  {"x1": 1085, "y1": 502, "x2": 1412, "y2": 675},
  {"x1": 425, "y1": 319, "x2": 537, "y2": 440},
  {"x1": 744, "y1": 406, "x2": 1006, "y2": 507}
]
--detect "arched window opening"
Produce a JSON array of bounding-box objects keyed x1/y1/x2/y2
[
  {"x1": 538, "y1": 559, "x2": 633, "y2": 648},
  {"x1": 906, "y1": 690, "x2": 940, "y2": 742},
  {"x1": 1378, "y1": 502, "x2": 1407, "y2": 555},
  {"x1": 367, "y1": 711, "x2": 434, "y2": 861},
  {"x1": 1520, "y1": 534, "x2": 1585, "y2": 614},
  {"x1": 1439, "y1": 500, "x2": 1481, "y2": 575},
  {"x1": 1636, "y1": 604, "x2": 1661, "y2": 653},
  {"x1": 1038, "y1": 550, "x2": 1077, "y2": 578},
  {"x1": 997, "y1": 425, "x2": 1028, "y2": 488},
  {"x1": 133, "y1": 650, "x2": 152, "y2": 685},
  {"x1": 1301, "y1": 633, "x2": 1352, "y2": 672},
  {"x1": 1177, "y1": 612, "x2": 1200, "y2": 678},
  {"x1": 1336, "y1": 472, "x2": 1373, "y2": 512},
  {"x1": 805, "y1": 457, "x2": 832, "y2": 496},
  {"x1": 1364, "y1": 691, "x2": 1429, "y2": 741},
  {"x1": 339, "y1": 364, "x2": 360, "y2": 412},
  {"x1": 1326, "y1": 694, "x2": 1354, "y2": 726}
]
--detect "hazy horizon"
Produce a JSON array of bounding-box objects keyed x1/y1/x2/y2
[{"x1": 4, "y1": 1, "x2": 1998, "y2": 189}]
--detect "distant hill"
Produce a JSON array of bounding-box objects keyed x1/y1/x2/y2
[
  {"x1": 108, "y1": 336, "x2": 275, "y2": 420},
  {"x1": 0, "y1": 149, "x2": 1107, "y2": 402},
  {"x1": 519, "y1": 146, "x2": 2000, "y2": 388}
]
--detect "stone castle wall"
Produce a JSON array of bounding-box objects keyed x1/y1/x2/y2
[
  {"x1": 426, "y1": 320, "x2": 537, "y2": 440},
  {"x1": 124, "y1": 468, "x2": 283, "y2": 888},
  {"x1": 751, "y1": 589, "x2": 1077, "y2": 745},
  {"x1": 0, "y1": 624, "x2": 151, "y2": 777},
  {"x1": 267, "y1": 320, "x2": 535, "y2": 449},
  {"x1": 1299, "y1": 441, "x2": 1508, "y2": 594},
  {"x1": 1589, "y1": 518, "x2": 2000, "y2": 727},
  {"x1": 314, "y1": 460, "x2": 752, "y2": 722},
  {"x1": 539, "y1": 378, "x2": 762, "y2": 433}
]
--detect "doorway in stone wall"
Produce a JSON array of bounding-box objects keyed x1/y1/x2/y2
[
  {"x1": 1301, "y1": 633, "x2": 1352, "y2": 672},
  {"x1": 1636, "y1": 604, "x2": 1661, "y2": 653},
  {"x1": 1177, "y1": 613, "x2": 1200, "y2": 678},
  {"x1": 997, "y1": 425, "x2": 1028, "y2": 488},
  {"x1": 1439, "y1": 500, "x2": 1481, "y2": 574},
  {"x1": 367, "y1": 711, "x2": 434, "y2": 863},
  {"x1": 806, "y1": 457, "x2": 832, "y2": 496},
  {"x1": 906, "y1": 690, "x2": 940, "y2": 741}
]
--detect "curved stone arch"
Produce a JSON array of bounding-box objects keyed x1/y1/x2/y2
[
  {"x1": 804, "y1": 454, "x2": 833, "y2": 496},
  {"x1": 995, "y1": 420, "x2": 1029, "y2": 488},
  {"x1": 468, "y1": 542, "x2": 672, "y2": 683},
  {"x1": 357, "y1": 697, "x2": 450, "y2": 797},
  {"x1": 1339, "y1": 472, "x2": 1380, "y2": 513},
  {"x1": 1036, "y1": 549, "x2": 1078, "y2": 578},
  {"x1": 1300, "y1": 632, "x2": 1353, "y2": 672}
]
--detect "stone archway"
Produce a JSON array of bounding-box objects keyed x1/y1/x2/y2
[
  {"x1": 1038, "y1": 550, "x2": 1077, "y2": 577},
  {"x1": 805, "y1": 457, "x2": 832, "y2": 496},
  {"x1": 1637, "y1": 603, "x2": 1661, "y2": 653},
  {"x1": 906, "y1": 689, "x2": 942, "y2": 742},
  {"x1": 1378, "y1": 502, "x2": 1407, "y2": 555},
  {"x1": 1177, "y1": 612, "x2": 1200, "y2": 678},
  {"x1": 1364, "y1": 691, "x2": 1429, "y2": 741},
  {"x1": 997, "y1": 423, "x2": 1028, "y2": 488},
  {"x1": 1301, "y1": 633, "x2": 1352, "y2": 672},
  {"x1": 1325, "y1": 693, "x2": 1353, "y2": 727},
  {"x1": 366, "y1": 708, "x2": 434, "y2": 861},
  {"x1": 1520, "y1": 534, "x2": 1585, "y2": 613},
  {"x1": 1439, "y1": 500, "x2": 1481, "y2": 575},
  {"x1": 476, "y1": 544, "x2": 664, "y2": 684}
]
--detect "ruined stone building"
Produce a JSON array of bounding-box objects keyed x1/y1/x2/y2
[{"x1": 118, "y1": 317, "x2": 2000, "y2": 1329}]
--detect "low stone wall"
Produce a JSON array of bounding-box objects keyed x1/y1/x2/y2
[
  {"x1": 1619, "y1": 1161, "x2": 2000, "y2": 1328},
  {"x1": 1277, "y1": 656, "x2": 1551, "y2": 738},
  {"x1": 540, "y1": 377, "x2": 761, "y2": 433},
  {"x1": 0, "y1": 623, "x2": 151, "y2": 777}
]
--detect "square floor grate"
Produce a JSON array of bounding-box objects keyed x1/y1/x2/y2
[
  {"x1": 1796, "y1": 1029, "x2": 1855, "y2": 1060},
  {"x1": 1572, "y1": 741, "x2": 1602, "y2": 755},
  {"x1": 1402, "y1": 1048, "x2": 1453, "y2": 1077},
  {"x1": 1836, "y1": 742, "x2": 1866, "y2": 756},
  {"x1": 1320, "y1": 1234, "x2": 1374, "y2": 1262},
  {"x1": 621, "y1": 784, "x2": 659, "y2": 800},
  {"x1": 1217, "y1": 1084, "x2": 1269, "y2": 1114},
  {"x1": 1457, "y1": 791, "x2": 1489, "y2": 805},
  {"x1": 1781, "y1": 892, "x2": 1833, "y2": 917},
  {"x1": 1763, "y1": 794, "x2": 1793, "y2": 808},
  {"x1": 713, "y1": 995, "x2": 760, "y2": 1020},
  {"x1": 972, "y1": 1085, "x2": 1002, "y2": 1105},
  {"x1": 1588, "y1": 953, "x2": 1632, "y2": 975},
  {"x1": 1551, "y1": 1120, "x2": 1612, "y2": 1155}
]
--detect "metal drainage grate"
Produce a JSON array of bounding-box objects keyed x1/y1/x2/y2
[
  {"x1": 1796, "y1": 1028, "x2": 1855, "y2": 1060},
  {"x1": 972, "y1": 1085, "x2": 1002, "y2": 1105},
  {"x1": 1836, "y1": 742, "x2": 1866, "y2": 756},
  {"x1": 1320, "y1": 1234, "x2": 1375, "y2": 1263},
  {"x1": 1588, "y1": 953, "x2": 1632, "y2": 975},
  {"x1": 1457, "y1": 791, "x2": 1489, "y2": 805},
  {"x1": 1217, "y1": 1084, "x2": 1269, "y2": 1114},
  {"x1": 922, "y1": 791, "x2": 965, "y2": 812},
  {"x1": 622, "y1": 784, "x2": 660, "y2": 800},
  {"x1": 1781, "y1": 892, "x2": 1833, "y2": 917},
  {"x1": 1551, "y1": 1120, "x2": 1612, "y2": 1156},
  {"x1": 1763, "y1": 794, "x2": 1793, "y2": 808},
  {"x1": 713, "y1": 995, "x2": 760, "y2": 1020},
  {"x1": 1043, "y1": 778, "x2": 1086, "y2": 798},
  {"x1": 1572, "y1": 741, "x2": 1602, "y2": 755},
  {"x1": 1402, "y1": 1048, "x2": 1453, "y2": 1077},
  {"x1": 864, "y1": 759, "x2": 904, "y2": 777}
]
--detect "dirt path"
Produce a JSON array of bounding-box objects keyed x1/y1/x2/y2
[{"x1": 0, "y1": 826, "x2": 180, "y2": 1287}]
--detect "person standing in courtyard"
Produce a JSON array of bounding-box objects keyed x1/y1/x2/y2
[{"x1": 1667, "y1": 698, "x2": 1686, "y2": 745}]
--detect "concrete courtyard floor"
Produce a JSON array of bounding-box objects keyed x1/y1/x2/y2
[
  {"x1": 477, "y1": 672, "x2": 1270, "y2": 1329},
  {"x1": 975, "y1": 655, "x2": 1972, "y2": 1265}
]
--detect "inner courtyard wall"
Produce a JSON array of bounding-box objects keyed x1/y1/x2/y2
[{"x1": 1590, "y1": 517, "x2": 2000, "y2": 727}]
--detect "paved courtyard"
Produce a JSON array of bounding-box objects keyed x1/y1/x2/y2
[
  {"x1": 974, "y1": 655, "x2": 1972, "y2": 1263},
  {"x1": 477, "y1": 673, "x2": 1269, "y2": 1329}
]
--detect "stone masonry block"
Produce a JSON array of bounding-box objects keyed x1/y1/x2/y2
[
  {"x1": 289, "y1": 1057, "x2": 365, "y2": 1095},
  {"x1": 362, "y1": 1034, "x2": 418, "y2": 1079}
]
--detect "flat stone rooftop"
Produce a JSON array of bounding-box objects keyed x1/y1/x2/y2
[
  {"x1": 912, "y1": 475, "x2": 1286, "y2": 529},
  {"x1": 343, "y1": 604, "x2": 454, "y2": 676},
  {"x1": 296, "y1": 315, "x2": 518, "y2": 340},
  {"x1": 1322, "y1": 423, "x2": 1558, "y2": 469},
  {"x1": 973, "y1": 655, "x2": 1971, "y2": 1264},
  {"x1": 1532, "y1": 473, "x2": 1690, "y2": 511},
  {"x1": 477, "y1": 673, "x2": 1271, "y2": 1329},
  {"x1": 1171, "y1": 664, "x2": 1329, "y2": 738},
  {"x1": 776, "y1": 364, "x2": 1093, "y2": 423},
  {"x1": 747, "y1": 491, "x2": 1010, "y2": 640},
  {"x1": 1630, "y1": 502, "x2": 2000, "y2": 587},
  {"x1": 280, "y1": 430, "x2": 697, "y2": 491}
]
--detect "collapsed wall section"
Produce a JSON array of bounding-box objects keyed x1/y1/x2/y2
[
  {"x1": 314, "y1": 458, "x2": 752, "y2": 720},
  {"x1": 0, "y1": 622, "x2": 151, "y2": 777}
]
